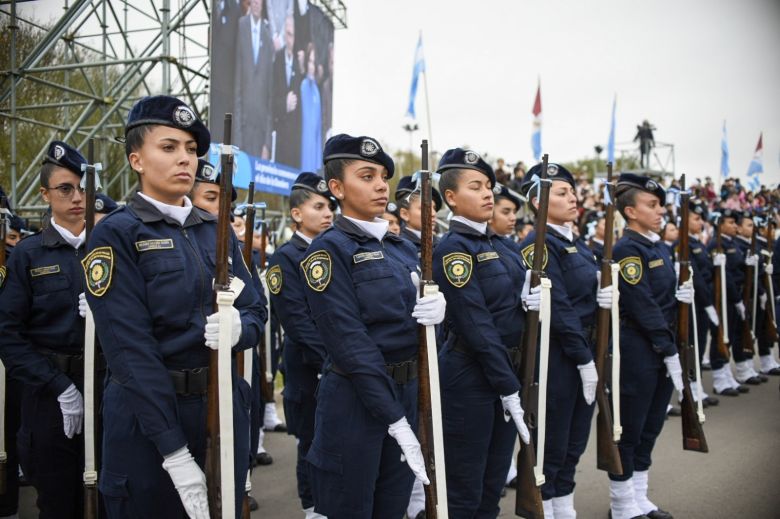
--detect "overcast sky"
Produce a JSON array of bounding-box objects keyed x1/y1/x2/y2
[{"x1": 332, "y1": 0, "x2": 780, "y2": 185}]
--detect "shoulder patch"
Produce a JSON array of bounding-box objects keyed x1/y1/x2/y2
[
  {"x1": 266, "y1": 264, "x2": 283, "y2": 295},
  {"x1": 521, "y1": 243, "x2": 548, "y2": 270},
  {"x1": 81, "y1": 246, "x2": 114, "y2": 297},
  {"x1": 134, "y1": 239, "x2": 175, "y2": 252},
  {"x1": 353, "y1": 251, "x2": 384, "y2": 263},
  {"x1": 0, "y1": 265, "x2": 6, "y2": 289},
  {"x1": 30, "y1": 265, "x2": 61, "y2": 277},
  {"x1": 619, "y1": 256, "x2": 643, "y2": 285},
  {"x1": 443, "y1": 252, "x2": 473, "y2": 288},
  {"x1": 301, "y1": 250, "x2": 332, "y2": 292},
  {"x1": 477, "y1": 251, "x2": 499, "y2": 262}
]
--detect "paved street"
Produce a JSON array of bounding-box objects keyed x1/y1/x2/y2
[{"x1": 18, "y1": 369, "x2": 780, "y2": 518}]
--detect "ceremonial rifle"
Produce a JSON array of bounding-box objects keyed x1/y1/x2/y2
[
  {"x1": 712, "y1": 218, "x2": 731, "y2": 360},
  {"x1": 762, "y1": 214, "x2": 778, "y2": 342},
  {"x1": 82, "y1": 139, "x2": 100, "y2": 518},
  {"x1": 206, "y1": 114, "x2": 237, "y2": 518},
  {"x1": 0, "y1": 191, "x2": 10, "y2": 495},
  {"x1": 257, "y1": 212, "x2": 274, "y2": 404},
  {"x1": 514, "y1": 154, "x2": 550, "y2": 519},
  {"x1": 593, "y1": 163, "x2": 622, "y2": 474},
  {"x1": 740, "y1": 222, "x2": 758, "y2": 355},
  {"x1": 675, "y1": 175, "x2": 708, "y2": 452},
  {"x1": 416, "y1": 140, "x2": 448, "y2": 518}
]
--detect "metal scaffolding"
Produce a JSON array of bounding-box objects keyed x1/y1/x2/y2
[{"x1": 0, "y1": 0, "x2": 347, "y2": 215}]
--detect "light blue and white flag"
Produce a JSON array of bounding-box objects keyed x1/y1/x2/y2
[
  {"x1": 405, "y1": 34, "x2": 426, "y2": 119},
  {"x1": 607, "y1": 95, "x2": 616, "y2": 164},
  {"x1": 720, "y1": 120, "x2": 730, "y2": 178}
]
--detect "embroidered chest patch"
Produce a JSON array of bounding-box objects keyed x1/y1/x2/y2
[
  {"x1": 0, "y1": 266, "x2": 6, "y2": 289},
  {"x1": 81, "y1": 246, "x2": 114, "y2": 297},
  {"x1": 442, "y1": 252, "x2": 472, "y2": 288},
  {"x1": 266, "y1": 265, "x2": 283, "y2": 295},
  {"x1": 619, "y1": 256, "x2": 643, "y2": 285},
  {"x1": 301, "y1": 250, "x2": 332, "y2": 292},
  {"x1": 521, "y1": 243, "x2": 548, "y2": 270}
]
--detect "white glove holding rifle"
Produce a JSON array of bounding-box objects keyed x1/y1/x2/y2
[
  {"x1": 499, "y1": 392, "x2": 531, "y2": 444},
  {"x1": 712, "y1": 253, "x2": 726, "y2": 267},
  {"x1": 204, "y1": 307, "x2": 242, "y2": 349},
  {"x1": 162, "y1": 447, "x2": 210, "y2": 519},
  {"x1": 595, "y1": 271, "x2": 613, "y2": 309},
  {"x1": 745, "y1": 254, "x2": 759, "y2": 268},
  {"x1": 521, "y1": 270, "x2": 542, "y2": 312},
  {"x1": 704, "y1": 305, "x2": 719, "y2": 327}
]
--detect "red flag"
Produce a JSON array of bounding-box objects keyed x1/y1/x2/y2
[{"x1": 532, "y1": 81, "x2": 542, "y2": 117}]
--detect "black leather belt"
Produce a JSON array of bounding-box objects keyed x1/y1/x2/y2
[
  {"x1": 330, "y1": 358, "x2": 418, "y2": 384},
  {"x1": 168, "y1": 367, "x2": 209, "y2": 396},
  {"x1": 43, "y1": 350, "x2": 106, "y2": 378}
]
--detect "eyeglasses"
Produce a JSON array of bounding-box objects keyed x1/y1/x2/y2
[{"x1": 47, "y1": 184, "x2": 85, "y2": 199}]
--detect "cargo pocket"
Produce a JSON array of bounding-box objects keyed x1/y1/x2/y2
[
  {"x1": 99, "y1": 470, "x2": 131, "y2": 516},
  {"x1": 306, "y1": 443, "x2": 344, "y2": 514}
]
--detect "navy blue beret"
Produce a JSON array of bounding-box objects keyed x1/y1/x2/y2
[
  {"x1": 615, "y1": 173, "x2": 666, "y2": 203},
  {"x1": 394, "y1": 175, "x2": 443, "y2": 211},
  {"x1": 437, "y1": 148, "x2": 495, "y2": 187},
  {"x1": 385, "y1": 202, "x2": 400, "y2": 218},
  {"x1": 518, "y1": 162, "x2": 575, "y2": 200},
  {"x1": 43, "y1": 141, "x2": 87, "y2": 178},
  {"x1": 126, "y1": 95, "x2": 210, "y2": 156},
  {"x1": 9, "y1": 214, "x2": 26, "y2": 233},
  {"x1": 94, "y1": 193, "x2": 118, "y2": 214},
  {"x1": 194, "y1": 159, "x2": 236, "y2": 201},
  {"x1": 493, "y1": 183, "x2": 522, "y2": 211},
  {"x1": 688, "y1": 199, "x2": 707, "y2": 219},
  {"x1": 293, "y1": 172, "x2": 331, "y2": 197},
  {"x1": 323, "y1": 134, "x2": 395, "y2": 178}
]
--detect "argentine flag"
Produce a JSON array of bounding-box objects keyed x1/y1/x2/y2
[
  {"x1": 746, "y1": 132, "x2": 763, "y2": 191},
  {"x1": 405, "y1": 34, "x2": 426, "y2": 119}
]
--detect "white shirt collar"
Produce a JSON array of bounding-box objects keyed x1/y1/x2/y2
[
  {"x1": 591, "y1": 237, "x2": 604, "y2": 245},
  {"x1": 343, "y1": 215, "x2": 389, "y2": 242},
  {"x1": 642, "y1": 230, "x2": 661, "y2": 243},
  {"x1": 451, "y1": 215, "x2": 487, "y2": 235},
  {"x1": 549, "y1": 223, "x2": 573, "y2": 242},
  {"x1": 736, "y1": 235, "x2": 751, "y2": 244},
  {"x1": 138, "y1": 192, "x2": 193, "y2": 226},
  {"x1": 50, "y1": 218, "x2": 85, "y2": 249},
  {"x1": 295, "y1": 230, "x2": 313, "y2": 245}
]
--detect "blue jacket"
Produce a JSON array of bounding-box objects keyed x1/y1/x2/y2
[
  {"x1": 614, "y1": 229, "x2": 677, "y2": 357},
  {"x1": 433, "y1": 221, "x2": 525, "y2": 397},
  {"x1": 0, "y1": 223, "x2": 85, "y2": 395},
  {"x1": 301, "y1": 216, "x2": 419, "y2": 426},
  {"x1": 85, "y1": 193, "x2": 264, "y2": 456},
  {"x1": 684, "y1": 235, "x2": 714, "y2": 308},
  {"x1": 520, "y1": 226, "x2": 597, "y2": 365},
  {"x1": 708, "y1": 235, "x2": 744, "y2": 304}
]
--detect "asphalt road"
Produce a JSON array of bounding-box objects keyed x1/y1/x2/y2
[{"x1": 18, "y1": 368, "x2": 780, "y2": 518}]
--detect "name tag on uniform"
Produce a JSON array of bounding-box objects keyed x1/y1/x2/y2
[
  {"x1": 30, "y1": 265, "x2": 60, "y2": 277},
  {"x1": 565, "y1": 246, "x2": 578, "y2": 254},
  {"x1": 648, "y1": 259, "x2": 665, "y2": 268},
  {"x1": 477, "y1": 251, "x2": 499, "y2": 262},
  {"x1": 692, "y1": 248, "x2": 702, "y2": 254},
  {"x1": 353, "y1": 251, "x2": 384, "y2": 263},
  {"x1": 726, "y1": 248, "x2": 736, "y2": 253},
  {"x1": 135, "y1": 239, "x2": 174, "y2": 252}
]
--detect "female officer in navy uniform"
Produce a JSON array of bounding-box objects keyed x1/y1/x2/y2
[
  {"x1": 300, "y1": 134, "x2": 445, "y2": 518},
  {"x1": 432, "y1": 148, "x2": 537, "y2": 518},
  {"x1": 394, "y1": 174, "x2": 443, "y2": 252},
  {"x1": 0, "y1": 141, "x2": 89, "y2": 518},
  {"x1": 609, "y1": 174, "x2": 689, "y2": 519},
  {"x1": 518, "y1": 163, "x2": 612, "y2": 518},
  {"x1": 84, "y1": 95, "x2": 263, "y2": 518},
  {"x1": 267, "y1": 172, "x2": 334, "y2": 518}
]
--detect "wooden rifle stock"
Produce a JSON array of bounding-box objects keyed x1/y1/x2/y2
[
  {"x1": 514, "y1": 154, "x2": 549, "y2": 519},
  {"x1": 740, "y1": 227, "x2": 758, "y2": 355},
  {"x1": 415, "y1": 140, "x2": 438, "y2": 518},
  {"x1": 675, "y1": 175, "x2": 708, "y2": 453},
  {"x1": 206, "y1": 114, "x2": 236, "y2": 518},
  {"x1": 593, "y1": 164, "x2": 622, "y2": 474},
  {"x1": 762, "y1": 219, "x2": 778, "y2": 341},
  {"x1": 712, "y1": 225, "x2": 731, "y2": 360},
  {"x1": 83, "y1": 139, "x2": 100, "y2": 518},
  {"x1": 0, "y1": 192, "x2": 9, "y2": 495},
  {"x1": 257, "y1": 217, "x2": 274, "y2": 403}
]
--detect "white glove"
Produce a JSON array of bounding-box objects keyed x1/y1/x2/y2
[
  {"x1": 704, "y1": 305, "x2": 719, "y2": 327},
  {"x1": 162, "y1": 447, "x2": 210, "y2": 519},
  {"x1": 595, "y1": 271, "x2": 612, "y2": 309},
  {"x1": 736, "y1": 301, "x2": 746, "y2": 320},
  {"x1": 674, "y1": 261, "x2": 680, "y2": 279},
  {"x1": 499, "y1": 392, "x2": 531, "y2": 444},
  {"x1": 387, "y1": 417, "x2": 430, "y2": 485},
  {"x1": 57, "y1": 384, "x2": 84, "y2": 439},
  {"x1": 760, "y1": 293, "x2": 767, "y2": 310},
  {"x1": 204, "y1": 307, "x2": 242, "y2": 349},
  {"x1": 521, "y1": 270, "x2": 542, "y2": 312},
  {"x1": 766, "y1": 263, "x2": 774, "y2": 275},
  {"x1": 745, "y1": 254, "x2": 759, "y2": 267},
  {"x1": 675, "y1": 281, "x2": 694, "y2": 305},
  {"x1": 577, "y1": 361, "x2": 598, "y2": 405},
  {"x1": 663, "y1": 353, "x2": 684, "y2": 392},
  {"x1": 412, "y1": 292, "x2": 446, "y2": 326},
  {"x1": 78, "y1": 292, "x2": 88, "y2": 319},
  {"x1": 712, "y1": 253, "x2": 726, "y2": 267}
]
